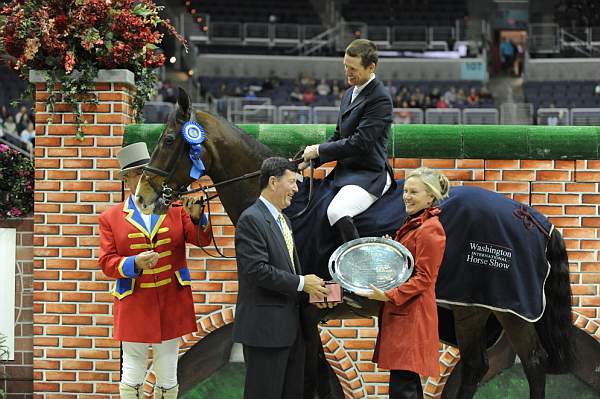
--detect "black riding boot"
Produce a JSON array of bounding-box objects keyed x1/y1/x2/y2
[{"x1": 333, "y1": 216, "x2": 359, "y2": 243}]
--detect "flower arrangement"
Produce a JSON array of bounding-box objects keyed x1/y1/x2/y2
[
  {"x1": 0, "y1": 144, "x2": 34, "y2": 219},
  {"x1": 0, "y1": 0, "x2": 185, "y2": 138}
]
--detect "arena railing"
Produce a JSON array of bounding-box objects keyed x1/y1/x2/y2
[
  {"x1": 425, "y1": 108, "x2": 461, "y2": 124},
  {"x1": 537, "y1": 108, "x2": 570, "y2": 126},
  {"x1": 570, "y1": 108, "x2": 600, "y2": 126},
  {"x1": 280, "y1": 106, "x2": 313, "y2": 124},
  {"x1": 392, "y1": 108, "x2": 424, "y2": 124},
  {"x1": 462, "y1": 108, "x2": 499, "y2": 125},
  {"x1": 142, "y1": 101, "x2": 600, "y2": 126},
  {"x1": 241, "y1": 105, "x2": 277, "y2": 124}
]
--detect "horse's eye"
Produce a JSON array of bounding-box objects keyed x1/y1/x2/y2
[{"x1": 164, "y1": 134, "x2": 175, "y2": 145}]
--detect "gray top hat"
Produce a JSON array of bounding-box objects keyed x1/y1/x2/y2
[{"x1": 117, "y1": 142, "x2": 150, "y2": 173}]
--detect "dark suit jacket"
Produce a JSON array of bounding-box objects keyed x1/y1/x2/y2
[
  {"x1": 233, "y1": 199, "x2": 303, "y2": 348},
  {"x1": 317, "y1": 77, "x2": 394, "y2": 197}
]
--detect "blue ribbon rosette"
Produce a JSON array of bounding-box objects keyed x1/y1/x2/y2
[{"x1": 182, "y1": 121, "x2": 206, "y2": 179}]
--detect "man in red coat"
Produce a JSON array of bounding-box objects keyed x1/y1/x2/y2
[{"x1": 98, "y1": 142, "x2": 212, "y2": 399}]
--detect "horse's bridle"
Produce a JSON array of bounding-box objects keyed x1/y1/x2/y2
[
  {"x1": 142, "y1": 114, "x2": 208, "y2": 208},
  {"x1": 143, "y1": 119, "x2": 315, "y2": 258}
]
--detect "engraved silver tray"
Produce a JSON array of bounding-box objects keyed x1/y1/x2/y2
[{"x1": 328, "y1": 237, "x2": 414, "y2": 294}]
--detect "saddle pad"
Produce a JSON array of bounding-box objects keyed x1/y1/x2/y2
[{"x1": 287, "y1": 179, "x2": 552, "y2": 321}]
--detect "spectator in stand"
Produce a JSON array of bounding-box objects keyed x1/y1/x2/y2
[
  {"x1": 436, "y1": 97, "x2": 449, "y2": 109},
  {"x1": 443, "y1": 86, "x2": 456, "y2": 107},
  {"x1": 386, "y1": 79, "x2": 398, "y2": 99},
  {"x1": 0, "y1": 106, "x2": 9, "y2": 125},
  {"x1": 594, "y1": 83, "x2": 600, "y2": 96},
  {"x1": 414, "y1": 87, "x2": 424, "y2": 105},
  {"x1": 316, "y1": 79, "x2": 331, "y2": 96},
  {"x1": 393, "y1": 93, "x2": 403, "y2": 108},
  {"x1": 299, "y1": 73, "x2": 315, "y2": 89},
  {"x1": 455, "y1": 88, "x2": 466, "y2": 106},
  {"x1": 430, "y1": 87, "x2": 441, "y2": 102},
  {"x1": 479, "y1": 85, "x2": 493, "y2": 103},
  {"x1": 17, "y1": 112, "x2": 31, "y2": 135},
  {"x1": 302, "y1": 88, "x2": 316, "y2": 106},
  {"x1": 467, "y1": 88, "x2": 480, "y2": 106},
  {"x1": 233, "y1": 85, "x2": 243, "y2": 97},
  {"x1": 394, "y1": 101, "x2": 412, "y2": 124},
  {"x1": 245, "y1": 90, "x2": 257, "y2": 100},
  {"x1": 263, "y1": 70, "x2": 280, "y2": 90},
  {"x1": 334, "y1": 91, "x2": 343, "y2": 107},
  {"x1": 20, "y1": 121, "x2": 35, "y2": 152},
  {"x1": 289, "y1": 86, "x2": 304, "y2": 103},
  {"x1": 421, "y1": 95, "x2": 433, "y2": 110},
  {"x1": 513, "y1": 42, "x2": 524, "y2": 77},
  {"x1": 331, "y1": 80, "x2": 341, "y2": 97},
  {"x1": 500, "y1": 38, "x2": 514, "y2": 73},
  {"x1": 3, "y1": 115, "x2": 17, "y2": 136},
  {"x1": 397, "y1": 86, "x2": 409, "y2": 103},
  {"x1": 14, "y1": 105, "x2": 29, "y2": 126}
]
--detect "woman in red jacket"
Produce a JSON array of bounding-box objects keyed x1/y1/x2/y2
[
  {"x1": 361, "y1": 167, "x2": 449, "y2": 399},
  {"x1": 99, "y1": 143, "x2": 212, "y2": 399}
]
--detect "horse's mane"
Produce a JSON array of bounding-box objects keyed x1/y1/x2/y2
[
  {"x1": 199, "y1": 109, "x2": 274, "y2": 160},
  {"x1": 237, "y1": 128, "x2": 274, "y2": 160}
]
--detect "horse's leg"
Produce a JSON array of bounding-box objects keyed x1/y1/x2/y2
[
  {"x1": 493, "y1": 311, "x2": 548, "y2": 399},
  {"x1": 452, "y1": 305, "x2": 492, "y2": 399},
  {"x1": 301, "y1": 305, "x2": 344, "y2": 399}
]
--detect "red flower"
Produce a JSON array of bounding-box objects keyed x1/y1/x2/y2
[
  {"x1": 64, "y1": 51, "x2": 75, "y2": 73},
  {"x1": 55, "y1": 14, "x2": 68, "y2": 33}
]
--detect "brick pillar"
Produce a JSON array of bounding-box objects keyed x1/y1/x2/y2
[
  {"x1": 0, "y1": 217, "x2": 33, "y2": 399},
  {"x1": 31, "y1": 70, "x2": 135, "y2": 397}
]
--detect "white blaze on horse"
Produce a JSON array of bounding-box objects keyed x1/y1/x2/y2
[{"x1": 136, "y1": 89, "x2": 575, "y2": 399}]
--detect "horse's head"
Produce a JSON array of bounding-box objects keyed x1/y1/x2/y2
[{"x1": 137, "y1": 88, "x2": 200, "y2": 214}]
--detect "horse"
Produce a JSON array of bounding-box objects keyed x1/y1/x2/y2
[{"x1": 136, "y1": 89, "x2": 575, "y2": 399}]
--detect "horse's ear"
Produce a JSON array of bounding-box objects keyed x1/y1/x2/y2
[{"x1": 176, "y1": 87, "x2": 191, "y2": 120}]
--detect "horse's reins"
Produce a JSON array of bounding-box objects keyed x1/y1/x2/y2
[{"x1": 168, "y1": 155, "x2": 315, "y2": 259}]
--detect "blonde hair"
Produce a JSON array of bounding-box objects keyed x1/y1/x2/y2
[{"x1": 405, "y1": 167, "x2": 449, "y2": 202}]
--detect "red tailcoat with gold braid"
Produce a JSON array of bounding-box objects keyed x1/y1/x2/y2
[{"x1": 98, "y1": 196, "x2": 212, "y2": 343}]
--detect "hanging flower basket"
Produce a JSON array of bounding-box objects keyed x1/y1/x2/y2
[{"x1": 0, "y1": 0, "x2": 185, "y2": 138}]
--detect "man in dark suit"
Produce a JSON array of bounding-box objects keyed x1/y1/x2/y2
[
  {"x1": 300, "y1": 39, "x2": 394, "y2": 242},
  {"x1": 233, "y1": 157, "x2": 329, "y2": 399}
]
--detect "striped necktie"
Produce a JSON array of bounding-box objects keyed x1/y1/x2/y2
[{"x1": 277, "y1": 214, "x2": 296, "y2": 273}]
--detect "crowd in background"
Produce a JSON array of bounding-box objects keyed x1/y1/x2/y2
[
  {"x1": 0, "y1": 104, "x2": 35, "y2": 153},
  {"x1": 191, "y1": 72, "x2": 495, "y2": 119}
]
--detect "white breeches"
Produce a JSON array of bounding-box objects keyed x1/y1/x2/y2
[
  {"x1": 121, "y1": 338, "x2": 180, "y2": 389},
  {"x1": 327, "y1": 173, "x2": 392, "y2": 225}
]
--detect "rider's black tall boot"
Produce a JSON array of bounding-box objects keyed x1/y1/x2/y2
[{"x1": 333, "y1": 216, "x2": 359, "y2": 243}]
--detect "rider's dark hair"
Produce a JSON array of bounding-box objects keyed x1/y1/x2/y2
[{"x1": 259, "y1": 157, "x2": 297, "y2": 190}]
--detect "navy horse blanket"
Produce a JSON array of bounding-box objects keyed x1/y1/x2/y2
[{"x1": 286, "y1": 178, "x2": 552, "y2": 322}]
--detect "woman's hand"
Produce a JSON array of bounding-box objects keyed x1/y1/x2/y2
[
  {"x1": 356, "y1": 284, "x2": 390, "y2": 302},
  {"x1": 382, "y1": 234, "x2": 393, "y2": 240}
]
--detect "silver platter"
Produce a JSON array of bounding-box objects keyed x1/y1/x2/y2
[{"x1": 328, "y1": 237, "x2": 414, "y2": 294}]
